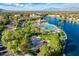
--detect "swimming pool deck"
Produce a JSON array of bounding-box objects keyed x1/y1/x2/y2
[
  {"x1": 33, "y1": 22, "x2": 67, "y2": 40},
  {"x1": 33, "y1": 23, "x2": 58, "y2": 32}
]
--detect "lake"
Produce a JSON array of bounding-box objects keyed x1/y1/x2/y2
[{"x1": 44, "y1": 16, "x2": 79, "y2": 56}]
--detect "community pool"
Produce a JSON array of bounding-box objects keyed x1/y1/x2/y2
[{"x1": 40, "y1": 23, "x2": 57, "y2": 31}]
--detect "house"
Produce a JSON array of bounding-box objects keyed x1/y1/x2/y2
[
  {"x1": 14, "y1": 14, "x2": 20, "y2": 17},
  {"x1": 33, "y1": 19, "x2": 47, "y2": 25},
  {"x1": 31, "y1": 36, "x2": 49, "y2": 53},
  {"x1": 31, "y1": 36, "x2": 42, "y2": 47},
  {"x1": 30, "y1": 14, "x2": 41, "y2": 18}
]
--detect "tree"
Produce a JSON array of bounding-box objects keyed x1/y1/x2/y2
[
  {"x1": 49, "y1": 34, "x2": 63, "y2": 55},
  {"x1": 39, "y1": 33, "x2": 64, "y2": 56},
  {"x1": 1, "y1": 30, "x2": 13, "y2": 46},
  {"x1": 37, "y1": 45, "x2": 53, "y2": 56},
  {"x1": 3, "y1": 13, "x2": 11, "y2": 24},
  {"x1": 0, "y1": 24, "x2": 5, "y2": 31},
  {"x1": 1, "y1": 29, "x2": 31, "y2": 55}
]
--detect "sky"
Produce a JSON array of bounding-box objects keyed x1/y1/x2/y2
[{"x1": 0, "y1": 3, "x2": 79, "y2": 11}]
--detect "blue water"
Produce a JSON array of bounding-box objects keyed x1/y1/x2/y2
[{"x1": 44, "y1": 16, "x2": 79, "y2": 56}]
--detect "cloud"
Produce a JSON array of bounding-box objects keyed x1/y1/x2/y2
[{"x1": 0, "y1": 3, "x2": 79, "y2": 11}]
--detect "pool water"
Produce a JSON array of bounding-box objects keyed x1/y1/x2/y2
[{"x1": 40, "y1": 23, "x2": 57, "y2": 31}]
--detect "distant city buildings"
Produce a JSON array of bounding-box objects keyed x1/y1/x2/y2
[{"x1": 48, "y1": 14, "x2": 79, "y2": 24}]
